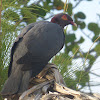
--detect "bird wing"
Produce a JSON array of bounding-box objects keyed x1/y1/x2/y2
[
  {"x1": 8, "y1": 22, "x2": 39, "y2": 77},
  {"x1": 9, "y1": 21, "x2": 65, "y2": 76}
]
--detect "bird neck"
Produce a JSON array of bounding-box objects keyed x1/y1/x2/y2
[
  {"x1": 51, "y1": 17, "x2": 64, "y2": 28},
  {"x1": 51, "y1": 17, "x2": 57, "y2": 23}
]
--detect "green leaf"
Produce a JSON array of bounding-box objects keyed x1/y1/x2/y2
[
  {"x1": 3, "y1": 9, "x2": 20, "y2": 21},
  {"x1": 78, "y1": 37, "x2": 84, "y2": 43},
  {"x1": 92, "y1": 35, "x2": 99, "y2": 42},
  {"x1": 72, "y1": 44, "x2": 79, "y2": 53},
  {"x1": 67, "y1": 3, "x2": 72, "y2": 16},
  {"x1": 64, "y1": 77, "x2": 77, "y2": 90},
  {"x1": 72, "y1": 25, "x2": 77, "y2": 31},
  {"x1": 53, "y1": 0, "x2": 64, "y2": 10},
  {"x1": 87, "y1": 54, "x2": 95, "y2": 65},
  {"x1": 46, "y1": 0, "x2": 51, "y2": 4},
  {"x1": 75, "y1": 71, "x2": 89, "y2": 87},
  {"x1": 75, "y1": 21, "x2": 86, "y2": 29},
  {"x1": 29, "y1": 5, "x2": 47, "y2": 17},
  {"x1": 43, "y1": 1, "x2": 52, "y2": 11},
  {"x1": 21, "y1": 9, "x2": 36, "y2": 24},
  {"x1": 2, "y1": 19, "x2": 16, "y2": 32},
  {"x1": 65, "y1": 34, "x2": 76, "y2": 43},
  {"x1": 80, "y1": 22, "x2": 86, "y2": 29},
  {"x1": 76, "y1": 12, "x2": 86, "y2": 19},
  {"x1": 94, "y1": 44, "x2": 100, "y2": 56},
  {"x1": 88, "y1": 23, "x2": 100, "y2": 34}
]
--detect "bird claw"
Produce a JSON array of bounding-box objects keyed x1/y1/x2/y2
[{"x1": 36, "y1": 74, "x2": 43, "y2": 79}]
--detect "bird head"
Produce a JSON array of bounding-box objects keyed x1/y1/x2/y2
[{"x1": 51, "y1": 13, "x2": 77, "y2": 28}]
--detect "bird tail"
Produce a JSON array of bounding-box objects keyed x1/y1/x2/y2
[{"x1": 1, "y1": 65, "x2": 31, "y2": 97}]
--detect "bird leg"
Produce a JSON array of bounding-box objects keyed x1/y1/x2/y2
[{"x1": 36, "y1": 63, "x2": 58, "y2": 79}]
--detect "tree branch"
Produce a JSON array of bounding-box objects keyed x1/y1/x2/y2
[
  {"x1": 0, "y1": 0, "x2": 2, "y2": 34},
  {"x1": 81, "y1": 30, "x2": 92, "y2": 41},
  {"x1": 90, "y1": 71, "x2": 100, "y2": 77},
  {"x1": 73, "y1": 0, "x2": 82, "y2": 9}
]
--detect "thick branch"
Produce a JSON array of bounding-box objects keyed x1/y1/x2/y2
[{"x1": 18, "y1": 64, "x2": 100, "y2": 100}]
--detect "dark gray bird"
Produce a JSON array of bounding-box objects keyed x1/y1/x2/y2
[{"x1": 1, "y1": 13, "x2": 76, "y2": 97}]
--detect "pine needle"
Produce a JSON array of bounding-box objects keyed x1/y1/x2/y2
[
  {"x1": 84, "y1": 36, "x2": 100, "y2": 65},
  {"x1": 77, "y1": 36, "x2": 100, "y2": 90},
  {"x1": 64, "y1": 0, "x2": 69, "y2": 13}
]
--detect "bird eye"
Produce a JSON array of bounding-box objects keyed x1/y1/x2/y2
[{"x1": 61, "y1": 15, "x2": 68, "y2": 20}]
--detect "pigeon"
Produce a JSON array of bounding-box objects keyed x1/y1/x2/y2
[{"x1": 1, "y1": 13, "x2": 76, "y2": 97}]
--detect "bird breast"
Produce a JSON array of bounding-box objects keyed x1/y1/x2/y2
[{"x1": 23, "y1": 21, "x2": 65, "y2": 58}]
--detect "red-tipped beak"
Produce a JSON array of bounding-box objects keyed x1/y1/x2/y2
[{"x1": 70, "y1": 21, "x2": 77, "y2": 27}]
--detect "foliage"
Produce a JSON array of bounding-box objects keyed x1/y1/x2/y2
[{"x1": 0, "y1": 0, "x2": 100, "y2": 99}]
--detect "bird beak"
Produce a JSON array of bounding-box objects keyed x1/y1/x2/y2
[{"x1": 70, "y1": 21, "x2": 77, "y2": 27}]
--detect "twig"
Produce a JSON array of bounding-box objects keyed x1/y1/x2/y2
[
  {"x1": 90, "y1": 72, "x2": 100, "y2": 77},
  {"x1": 86, "y1": 83, "x2": 100, "y2": 87},
  {"x1": 73, "y1": 0, "x2": 83, "y2": 9},
  {"x1": 73, "y1": 49, "x2": 95, "y2": 59},
  {"x1": 81, "y1": 30, "x2": 92, "y2": 40},
  {"x1": 88, "y1": 81, "x2": 92, "y2": 93}
]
